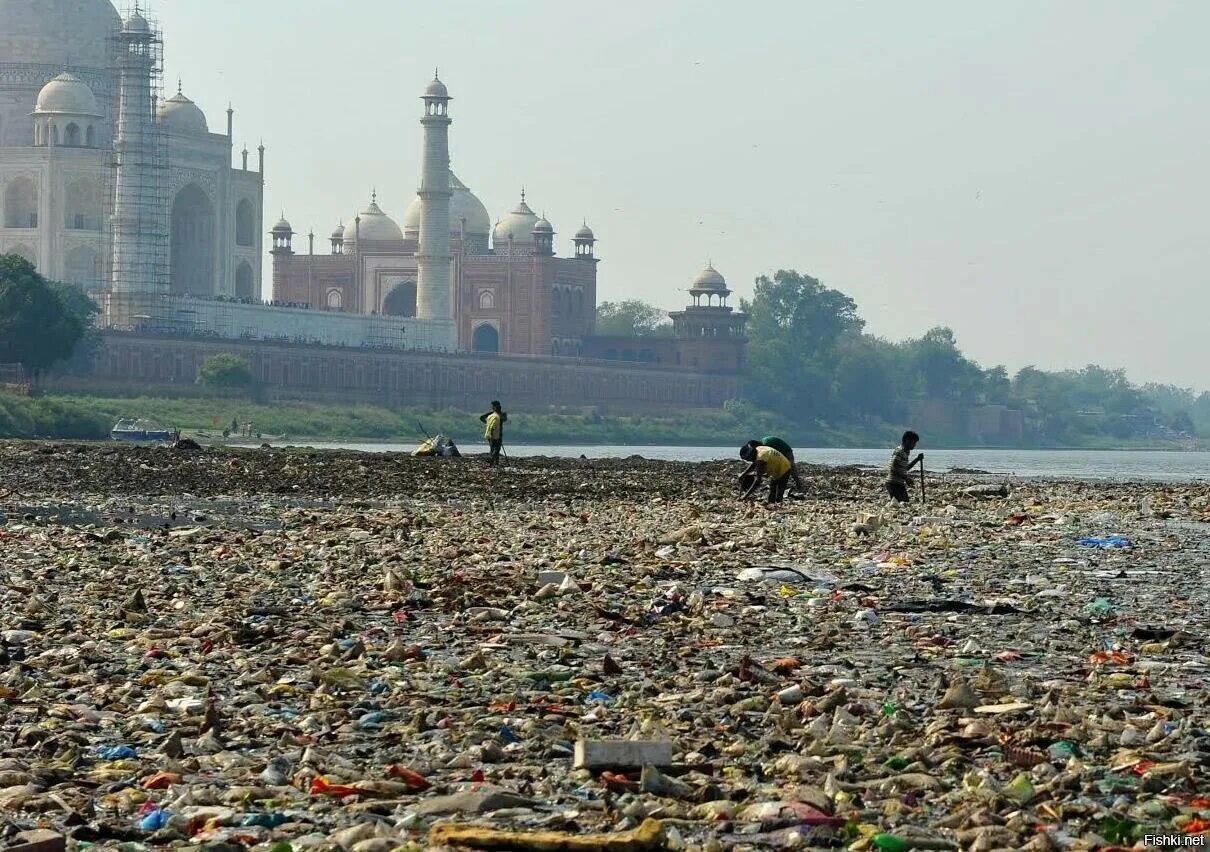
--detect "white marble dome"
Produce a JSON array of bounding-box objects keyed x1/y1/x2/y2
[
  {"x1": 575, "y1": 222, "x2": 595, "y2": 241},
  {"x1": 692, "y1": 264, "x2": 728, "y2": 292},
  {"x1": 34, "y1": 73, "x2": 99, "y2": 115},
  {"x1": 493, "y1": 194, "x2": 539, "y2": 245},
  {"x1": 346, "y1": 196, "x2": 403, "y2": 243},
  {"x1": 0, "y1": 0, "x2": 121, "y2": 72},
  {"x1": 403, "y1": 171, "x2": 491, "y2": 238},
  {"x1": 159, "y1": 89, "x2": 209, "y2": 135},
  {"x1": 424, "y1": 76, "x2": 449, "y2": 99}
]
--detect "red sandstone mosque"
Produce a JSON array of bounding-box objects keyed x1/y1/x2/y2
[
  {"x1": 268, "y1": 75, "x2": 746, "y2": 375},
  {"x1": 0, "y1": 1, "x2": 747, "y2": 409}
]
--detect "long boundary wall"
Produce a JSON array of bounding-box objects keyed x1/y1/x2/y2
[{"x1": 57, "y1": 332, "x2": 742, "y2": 411}]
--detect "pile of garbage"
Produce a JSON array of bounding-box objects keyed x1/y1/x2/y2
[{"x1": 0, "y1": 442, "x2": 1208, "y2": 851}]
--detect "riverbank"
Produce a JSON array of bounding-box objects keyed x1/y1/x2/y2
[
  {"x1": 1, "y1": 390, "x2": 1203, "y2": 451},
  {"x1": 0, "y1": 442, "x2": 1206, "y2": 848}
]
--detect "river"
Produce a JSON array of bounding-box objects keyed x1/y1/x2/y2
[{"x1": 248, "y1": 442, "x2": 1210, "y2": 482}]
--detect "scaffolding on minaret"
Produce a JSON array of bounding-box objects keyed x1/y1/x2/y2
[{"x1": 104, "y1": 6, "x2": 170, "y2": 326}]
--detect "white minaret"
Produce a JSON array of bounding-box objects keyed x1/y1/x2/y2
[
  {"x1": 415, "y1": 72, "x2": 456, "y2": 348},
  {"x1": 110, "y1": 9, "x2": 166, "y2": 299}
]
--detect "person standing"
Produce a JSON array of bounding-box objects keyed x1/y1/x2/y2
[
  {"x1": 886, "y1": 430, "x2": 924, "y2": 503},
  {"x1": 739, "y1": 443, "x2": 793, "y2": 504},
  {"x1": 479, "y1": 400, "x2": 507, "y2": 466}
]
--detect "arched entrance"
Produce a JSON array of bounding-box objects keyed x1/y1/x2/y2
[
  {"x1": 234, "y1": 261, "x2": 254, "y2": 299},
  {"x1": 170, "y1": 183, "x2": 216, "y2": 296},
  {"x1": 472, "y1": 323, "x2": 499, "y2": 353},
  {"x1": 382, "y1": 281, "x2": 416, "y2": 317}
]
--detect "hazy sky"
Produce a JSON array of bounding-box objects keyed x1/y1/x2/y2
[{"x1": 152, "y1": 0, "x2": 1210, "y2": 389}]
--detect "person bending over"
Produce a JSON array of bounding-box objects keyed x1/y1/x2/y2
[
  {"x1": 743, "y1": 436, "x2": 805, "y2": 494},
  {"x1": 739, "y1": 443, "x2": 793, "y2": 504}
]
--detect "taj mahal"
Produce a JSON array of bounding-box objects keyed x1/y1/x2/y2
[{"x1": 0, "y1": 0, "x2": 746, "y2": 386}]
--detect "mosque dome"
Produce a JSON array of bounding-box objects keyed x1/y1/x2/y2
[
  {"x1": 402, "y1": 172, "x2": 491, "y2": 239},
  {"x1": 122, "y1": 9, "x2": 150, "y2": 35},
  {"x1": 159, "y1": 89, "x2": 209, "y2": 135},
  {"x1": 692, "y1": 264, "x2": 728, "y2": 292},
  {"x1": 533, "y1": 216, "x2": 553, "y2": 234},
  {"x1": 330, "y1": 223, "x2": 345, "y2": 240},
  {"x1": 575, "y1": 222, "x2": 595, "y2": 241},
  {"x1": 0, "y1": 0, "x2": 121, "y2": 73},
  {"x1": 346, "y1": 195, "x2": 403, "y2": 243},
  {"x1": 272, "y1": 216, "x2": 293, "y2": 233},
  {"x1": 493, "y1": 193, "x2": 539, "y2": 245},
  {"x1": 34, "y1": 73, "x2": 99, "y2": 115},
  {"x1": 424, "y1": 76, "x2": 449, "y2": 99}
]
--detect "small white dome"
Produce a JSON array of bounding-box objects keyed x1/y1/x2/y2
[
  {"x1": 533, "y1": 216, "x2": 553, "y2": 234},
  {"x1": 330, "y1": 223, "x2": 345, "y2": 240},
  {"x1": 35, "y1": 72, "x2": 99, "y2": 116},
  {"x1": 493, "y1": 193, "x2": 539, "y2": 245},
  {"x1": 159, "y1": 89, "x2": 208, "y2": 135},
  {"x1": 122, "y1": 9, "x2": 150, "y2": 34},
  {"x1": 346, "y1": 196, "x2": 403, "y2": 243},
  {"x1": 692, "y1": 264, "x2": 728, "y2": 292},
  {"x1": 424, "y1": 76, "x2": 449, "y2": 99},
  {"x1": 575, "y1": 222, "x2": 595, "y2": 241},
  {"x1": 272, "y1": 216, "x2": 292, "y2": 232}
]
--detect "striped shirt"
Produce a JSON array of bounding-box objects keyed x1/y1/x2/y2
[{"x1": 887, "y1": 446, "x2": 912, "y2": 485}]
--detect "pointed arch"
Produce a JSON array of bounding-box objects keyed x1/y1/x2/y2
[
  {"x1": 472, "y1": 322, "x2": 499, "y2": 353},
  {"x1": 235, "y1": 261, "x2": 255, "y2": 299},
  {"x1": 4, "y1": 176, "x2": 38, "y2": 228},
  {"x1": 65, "y1": 178, "x2": 100, "y2": 231},
  {"x1": 170, "y1": 183, "x2": 216, "y2": 296},
  {"x1": 235, "y1": 199, "x2": 255, "y2": 246}
]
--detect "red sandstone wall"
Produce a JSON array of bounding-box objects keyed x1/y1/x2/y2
[{"x1": 76, "y1": 332, "x2": 742, "y2": 411}]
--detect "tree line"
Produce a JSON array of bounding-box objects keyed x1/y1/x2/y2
[{"x1": 600, "y1": 269, "x2": 1205, "y2": 444}]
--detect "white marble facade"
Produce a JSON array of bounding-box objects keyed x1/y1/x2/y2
[{"x1": 0, "y1": 0, "x2": 263, "y2": 298}]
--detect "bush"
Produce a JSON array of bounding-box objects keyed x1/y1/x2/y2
[{"x1": 197, "y1": 354, "x2": 254, "y2": 388}]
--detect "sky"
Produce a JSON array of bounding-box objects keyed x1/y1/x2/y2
[{"x1": 151, "y1": 0, "x2": 1210, "y2": 389}]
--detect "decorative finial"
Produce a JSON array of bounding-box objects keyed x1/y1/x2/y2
[
  {"x1": 176, "y1": 78, "x2": 182, "y2": 95},
  {"x1": 521, "y1": 187, "x2": 526, "y2": 203},
  {"x1": 371, "y1": 187, "x2": 377, "y2": 204},
  {"x1": 434, "y1": 67, "x2": 440, "y2": 80}
]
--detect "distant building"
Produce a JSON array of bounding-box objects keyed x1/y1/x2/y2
[
  {"x1": 0, "y1": 0, "x2": 264, "y2": 301},
  {"x1": 1, "y1": 0, "x2": 747, "y2": 408}
]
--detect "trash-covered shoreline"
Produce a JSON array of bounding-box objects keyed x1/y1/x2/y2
[{"x1": 1, "y1": 442, "x2": 1208, "y2": 851}]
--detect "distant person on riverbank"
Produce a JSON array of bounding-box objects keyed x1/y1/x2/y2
[
  {"x1": 739, "y1": 442, "x2": 793, "y2": 503},
  {"x1": 479, "y1": 401, "x2": 507, "y2": 467},
  {"x1": 742, "y1": 437, "x2": 805, "y2": 494},
  {"x1": 886, "y1": 430, "x2": 924, "y2": 503}
]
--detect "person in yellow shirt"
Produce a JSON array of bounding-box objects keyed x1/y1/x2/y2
[
  {"x1": 739, "y1": 443, "x2": 792, "y2": 503},
  {"x1": 479, "y1": 400, "x2": 507, "y2": 466}
]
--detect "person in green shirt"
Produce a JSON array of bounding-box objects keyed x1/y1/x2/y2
[{"x1": 740, "y1": 437, "x2": 805, "y2": 494}]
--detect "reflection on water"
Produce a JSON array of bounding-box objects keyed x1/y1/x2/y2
[{"x1": 256, "y1": 441, "x2": 1210, "y2": 482}]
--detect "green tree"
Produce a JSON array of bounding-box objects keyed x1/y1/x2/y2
[
  {"x1": 741, "y1": 270, "x2": 864, "y2": 420},
  {"x1": 196, "y1": 353, "x2": 254, "y2": 388},
  {"x1": 832, "y1": 335, "x2": 903, "y2": 420},
  {"x1": 47, "y1": 279, "x2": 101, "y2": 375},
  {"x1": 594, "y1": 300, "x2": 673, "y2": 337},
  {"x1": 0, "y1": 254, "x2": 88, "y2": 387},
  {"x1": 903, "y1": 327, "x2": 984, "y2": 401}
]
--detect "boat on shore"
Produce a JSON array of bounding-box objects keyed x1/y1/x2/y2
[{"x1": 111, "y1": 418, "x2": 178, "y2": 444}]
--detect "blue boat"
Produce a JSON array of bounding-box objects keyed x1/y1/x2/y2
[{"x1": 110, "y1": 418, "x2": 177, "y2": 444}]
